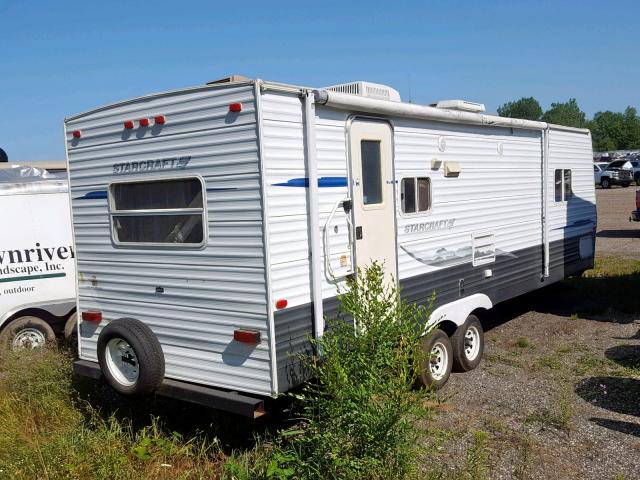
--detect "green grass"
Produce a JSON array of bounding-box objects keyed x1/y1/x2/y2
[
  {"x1": 568, "y1": 256, "x2": 640, "y2": 316},
  {"x1": 524, "y1": 388, "x2": 573, "y2": 433},
  {"x1": 537, "y1": 354, "x2": 563, "y2": 371},
  {"x1": 0, "y1": 348, "x2": 230, "y2": 479},
  {"x1": 514, "y1": 337, "x2": 530, "y2": 349}
]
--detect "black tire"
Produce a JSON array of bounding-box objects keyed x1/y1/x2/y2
[
  {"x1": 64, "y1": 313, "x2": 78, "y2": 350},
  {"x1": 451, "y1": 315, "x2": 484, "y2": 372},
  {"x1": 416, "y1": 329, "x2": 453, "y2": 389},
  {"x1": 97, "y1": 318, "x2": 165, "y2": 396},
  {"x1": 622, "y1": 182, "x2": 631, "y2": 188},
  {"x1": 64, "y1": 312, "x2": 78, "y2": 357},
  {"x1": 0, "y1": 316, "x2": 55, "y2": 351},
  {"x1": 601, "y1": 178, "x2": 611, "y2": 189}
]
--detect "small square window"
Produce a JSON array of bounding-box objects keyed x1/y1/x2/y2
[
  {"x1": 554, "y1": 169, "x2": 571, "y2": 203},
  {"x1": 401, "y1": 177, "x2": 431, "y2": 214}
]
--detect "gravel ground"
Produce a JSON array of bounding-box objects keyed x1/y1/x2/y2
[
  {"x1": 421, "y1": 186, "x2": 640, "y2": 480},
  {"x1": 596, "y1": 185, "x2": 640, "y2": 258}
]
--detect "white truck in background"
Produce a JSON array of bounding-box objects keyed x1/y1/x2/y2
[{"x1": 0, "y1": 167, "x2": 76, "y2": 350}]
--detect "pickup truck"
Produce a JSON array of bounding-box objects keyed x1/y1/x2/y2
[
  {"x1": 595, "y1": 162, "x2": 633, "y2": 188},
  {"x1": 607, "y1": 159, "x2": 640, "y2": 186}
]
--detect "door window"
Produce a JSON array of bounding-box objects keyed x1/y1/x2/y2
[{"x1": 361, "y1": 140, "x2": 383, "y2": 205}]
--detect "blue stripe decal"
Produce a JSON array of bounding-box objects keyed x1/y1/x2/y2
[
  {"x1": 75, "y1": 190, "x2": 107, "y2": 200},
  {"x1": 273, "y1": 177, "x2": 348, "y2": 188},
  {"x1": 75, "y1": 187, "x2": 237, "y2": 200}
]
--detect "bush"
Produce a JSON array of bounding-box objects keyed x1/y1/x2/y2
[{"x1": 273, "y1": 262, "x2": 435, "y2": 480}]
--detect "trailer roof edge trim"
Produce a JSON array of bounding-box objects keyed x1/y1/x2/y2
[{"x1": 64, "y1": 80, "x2": 257, "y2": 123}]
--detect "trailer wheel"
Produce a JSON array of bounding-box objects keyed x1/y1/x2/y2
[
  {"x1": 64, "y1": 313, "x2": 78, "y2": 349},
  {"x1": 97, "y1": 318, "x2": 165, "y2": 396},
  {"x1": 601, "y1": 178, "x2": 611, "y2": 189},
  {"x1": 0, "y1": 316, "x2": 55, "y2": 351},
  {"x1": 416, "y1": 329, "x2": 453, "y2": 389},
  {"x1": 451, "y1": 315, "x2": 484, "y2": 372}
]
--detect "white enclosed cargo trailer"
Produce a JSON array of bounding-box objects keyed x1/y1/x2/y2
[
  {"x1": 0, "y1": 167, "x2": 76, "y2": 349},
  {"x1": 65, "y1": 77, "x2": 596, "y2": 417}
]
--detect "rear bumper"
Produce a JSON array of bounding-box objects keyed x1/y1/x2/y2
[{"x1": 73, "y1": 359, "x2": 266, "y2": 418}]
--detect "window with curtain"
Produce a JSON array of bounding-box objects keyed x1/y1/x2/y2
[{"x1": 109, "y1": 177, "x2": 206, "y2": 245}]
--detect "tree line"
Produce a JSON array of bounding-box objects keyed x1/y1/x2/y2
[{"x1": 496, "y1": 97, "x2": 640, "y2": 152}]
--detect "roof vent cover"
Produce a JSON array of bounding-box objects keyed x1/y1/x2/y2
[
  {"x1": 324, "y1": 81, "x2": 401, "y2": 102},
  {"x1": 430, "y1": 99, "x2": 486, "y2": 113}
]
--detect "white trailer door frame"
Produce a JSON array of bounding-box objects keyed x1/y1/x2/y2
[{"x1": 348, "y1": 119, "x2": 398, "y2": 283}]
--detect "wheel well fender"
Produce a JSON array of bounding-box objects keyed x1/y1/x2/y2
[
  {"x1": 427, "y1": 294, "x2": 492, "y2": 331},
  {"x1": 0, "y1": 308, "x2": 70, "y2": 335}
]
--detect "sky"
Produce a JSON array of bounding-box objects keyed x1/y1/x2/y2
[{"x1": 1, "y1": 0, "x2": 639, "y2": 160}]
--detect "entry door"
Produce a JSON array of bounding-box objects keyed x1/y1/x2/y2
[{"x1": 350, "y1": 120, "x2": 397, "y2": 282}]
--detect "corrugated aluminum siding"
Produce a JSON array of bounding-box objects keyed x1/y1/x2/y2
[
  {"x1": 261, "y1": 92, "x2": 351, "y2": 391},
  {"x1": 66, "y1": 83, "x2": 274, "y2": 396},
  {"x1": 394, "y1": 119, "x2": 544, "y2": 291}
]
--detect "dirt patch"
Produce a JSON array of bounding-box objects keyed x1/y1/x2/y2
[
  {"x1": 419, "y1": 188, "x2": 640, "y2": 479},
  {"x1": 596, "y1": 186, "x2": 640, "y2": 259}
]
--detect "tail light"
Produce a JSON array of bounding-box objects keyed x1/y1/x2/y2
[
  {"x1": 72, "y1": 130, "x2": 82, "y2": 139},
  {"x1": 139, "y1": 118, "x2": 150, "y2": 127},
  {"x1": 234, "y1": 329, "x2": 261, "y2": 344},
  {"x1": 123, "y1": 120, "x2": 135, "y2": 129},
  {"x1": 229, "y1": 103, "x2": 242, "y2": 113},
  {"x1": 81, "y1": 311, "x2": 102, "y2": 323}
]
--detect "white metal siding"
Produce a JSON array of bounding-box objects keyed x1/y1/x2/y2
[
  {"x1": 394, "y1": 119, "x2": 544, "y2": 288},
  {"x1": 261, "y1": 93, "x2": 351, "y2": 391},
  {"x1": 66, "y1": 84, "x2": 273, "y2": 396},
  {"x1": 262, "y1": 93, "x2": 351, "y2": 308},
  {"x1": 547, "y1": 127, "x2": 596, "y2": 243}
]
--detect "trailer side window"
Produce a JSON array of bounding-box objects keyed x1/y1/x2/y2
[
  {"x1": 361, "y1": 140, "x2": 383, "y2": 205},
  {"x1": 554, "y1": 169, "x2": 572, "y2": 202},
  {"x1": 401, "y1": 177, "x2": 431, "y2": 214},
  {"x1": 109, "y1": 177, "x2": 206, "y2": 246}
]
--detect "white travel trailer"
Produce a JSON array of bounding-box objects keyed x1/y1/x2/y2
[
  {"x1": 0, "y1": 167, "x2": 76, "y2": 349},
  {"x1": 65, "y1": 77, "x2": 596, "y2": 417}
]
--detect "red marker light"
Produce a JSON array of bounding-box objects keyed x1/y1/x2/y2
[
  {"x1": 124, "y1": 120, "x2": 135, "y2": 129},
  {"x1": 229, "y1": 102, "x2": 242, "y2": 113},
  {"x1": 234, "y1": 329, "x2": 261, "y2": 344},
  {"x1": 139, "y1": 118, "x2": 150, "y2": 127},
  {"x1": 154, "y1": 115, "x2": 166, "y2": 125},
  {"x1": 72, "y1": 130, "x2": 82, "y2": 139},
  {"x1": 81, "y1": 311, "x2": 102, "y2": 323},
  {"x1": 275, "y1": 299, "x2": 288, "y2": 310}
]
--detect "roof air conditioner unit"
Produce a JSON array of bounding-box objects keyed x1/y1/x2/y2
[
  {"x1": 430, "y1": 99, "x2": 486, "y2": 113},
  {"x1": 324, "y1": 81, "x2": 401, "y2": 102}
]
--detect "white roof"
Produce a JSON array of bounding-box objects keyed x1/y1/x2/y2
[{"x1": 0, "y1": 165, "x2": 68, "y2": 196}]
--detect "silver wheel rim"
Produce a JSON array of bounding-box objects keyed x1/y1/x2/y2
[
  {"x1": 464, "y1": 326, "x2": 481, "y2": 361},
  {"x1": 429, "y1": 342, "x2": 448, "y2": 381},
  {"x1": 12, "y1": 328, "x2": 47, "y2": 350},
  {"x1": 105, "y1": 338, "x2": 139, "y2": 386}
]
